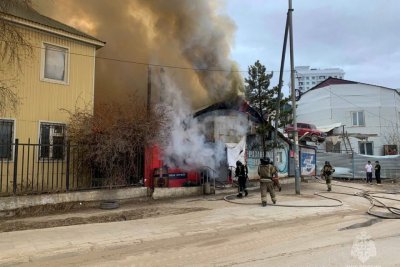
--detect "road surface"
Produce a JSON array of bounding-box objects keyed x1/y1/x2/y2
[{"x1": 1, "y1": 181, "x2": 399, "y2": 266}]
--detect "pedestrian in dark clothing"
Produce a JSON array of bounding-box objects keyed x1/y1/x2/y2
[
  {"x1": 235, "y1": 161, "x2": 248, "y2": 198},
  {"x1": 375, "y1": 161, "x2": 381, "y2": 185}
]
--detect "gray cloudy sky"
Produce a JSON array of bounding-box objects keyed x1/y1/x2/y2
[{"x1": 224, "y1": 0, "x2": 400, "y2": 93}]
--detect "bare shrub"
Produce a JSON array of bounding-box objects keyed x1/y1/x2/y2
[{"x1": 66, "y1": 98, "x2": 170, "y2": 188}]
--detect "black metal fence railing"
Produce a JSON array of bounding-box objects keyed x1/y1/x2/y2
[{"x1": 0, "y1": 139, "x2": 144, "y2": 197}]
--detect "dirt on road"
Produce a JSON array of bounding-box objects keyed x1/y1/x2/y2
[{"x1": 1, "y1": 180, "x2": 399, "y2": 267}]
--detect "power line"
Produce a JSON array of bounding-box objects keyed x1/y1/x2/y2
[{"x1": 1, "y1": 40, "x2": 294, "y2": 74}]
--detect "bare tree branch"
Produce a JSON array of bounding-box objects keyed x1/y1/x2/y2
[
  {"x1": 65, "y1": 96, "x2": 171, "y2": 187},
  {"x1": 0, "y1": 0, "x2": 32, "y2": 115}
]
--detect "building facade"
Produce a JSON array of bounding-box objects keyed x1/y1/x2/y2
[
  {"x1": 1, "y1": 4, "x2": 104, "y2": 147},
  {"x1": 295, "y1": 66, "x2": 345, "y2": 93},
  {"x1": 0, "y1": 5, "x2": 104, "y2": 193},
  {"x1": 297, "y1": 78, "x2": 400, "y2": 156}
]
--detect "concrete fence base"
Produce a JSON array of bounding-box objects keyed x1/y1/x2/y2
[
  {"x1": 152, "y1": 186, "x2": 203, "y2": 200},
  {"x1": 0, "y1": 186, "x2": 206, "y2": 212},
  {"x1": 0, "y1": 187, "x2": 148, "y2": 212}
]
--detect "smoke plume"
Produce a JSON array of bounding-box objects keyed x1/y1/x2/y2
[
  {"x1": 156, "y1": 72, "x2": 226, "y2": 171},
  {"x1": 33, "y1": 0, "x2": 244, "y2": 109},
  {"x1": 33, "y1": 0, "x2": 246, "y2": 173}
]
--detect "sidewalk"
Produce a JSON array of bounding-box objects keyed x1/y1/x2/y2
[{"x1": 0, "y1": 178, "x2": 295, "y2": 233}]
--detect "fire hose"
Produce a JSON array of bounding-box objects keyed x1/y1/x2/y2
[{"x1": 223, "y1": 176, "x2": 400, "y2": 219}]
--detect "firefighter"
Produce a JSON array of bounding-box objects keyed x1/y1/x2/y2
[
  {"x1": 258, "y1": 157, "x2": 276, "y2": 207},
  {"x1": 235, "y1": 160, "x2": 248, "y2": 198},
  {"x1": 321, "y1": 161, "x2": 335, "y2": 191},
  {"x1": 271, "y1": 161, "x2": 281, "y2": 192}
]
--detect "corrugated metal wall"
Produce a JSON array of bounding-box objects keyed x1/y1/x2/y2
[
  {"x1": 2, "y1": 26, "x2": 96, "y2": 143},
  {"x1": 316, "y1": 152, "x2": 400, "y2": 179}
]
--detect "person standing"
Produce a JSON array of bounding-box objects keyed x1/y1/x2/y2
[
  {"x1": 235, "y1": 161, "x2": 248, "y2": 198},
  {"x1": 258, "y1": 158, "x2": 276, "y2": 207},
  {"x1": 321, "y1": 161, "x2": 335, "y2": 191},
  {"x1": 271, "y1": 161, "x2": 281, "y2": 192},
  {"x1": 375, "y1": 161, "x2": 381, "y2": 185},
  {"x1": 365, "y1": 161, "x2": 373, "y2": 184}
]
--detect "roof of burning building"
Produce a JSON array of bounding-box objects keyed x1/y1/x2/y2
[
  {"x1": 1, "y1": 2, "x2": 105, "y2": 48},
  {"x1": 193, "y1": 97, "x2": 263, "y2": 123}
]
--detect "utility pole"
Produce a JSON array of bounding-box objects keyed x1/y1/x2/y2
[
  {"x1": 273, "y1": 9, "x2": 289, "y2": 168},
  {"x1": 147, "y1": 66, "x2": 151, "y2": 113},
  {"x1": 288, "y1": 0, "x2": 301, "y2": 194}
]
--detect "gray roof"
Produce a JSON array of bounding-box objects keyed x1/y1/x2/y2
[{"x1": 2, "y1": 3, "x2": 104, "y2": 47}]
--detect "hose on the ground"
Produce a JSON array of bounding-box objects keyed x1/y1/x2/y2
[{"x1": 223, "y1": 176, "x2": 400, "y2": 219}]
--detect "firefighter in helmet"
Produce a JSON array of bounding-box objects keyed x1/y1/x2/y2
[
  {"x1": 235, "y1": 160, "x2": 248, "y2": 198},
  {"x1": 321, "y1": 161, "x2": 335, "y2": 191},
  {"x1": 258, "y1": 157, "x2": 276, "y2": 206}
]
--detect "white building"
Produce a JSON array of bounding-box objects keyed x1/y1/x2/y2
[
  {"x1": 297, "y1": 78, "x2": 400, "y2": 156},
  {"x1": 295, "y1": 66, "x2": 345, "y2": 93}
]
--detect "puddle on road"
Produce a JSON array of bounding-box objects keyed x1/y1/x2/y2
[{"x1": 338, "y1": 218, "x2": 382, "y2": 231}]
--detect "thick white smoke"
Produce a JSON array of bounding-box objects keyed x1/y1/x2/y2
[{"x1": 157, "y1": 72, "x2": 226, "y2": 173}]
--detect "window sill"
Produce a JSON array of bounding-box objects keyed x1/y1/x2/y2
[{"x1": 40, "y1": 77, "x2": 69, "y2": 86}]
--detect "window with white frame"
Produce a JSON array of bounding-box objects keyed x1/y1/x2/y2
[
  {"x1": 359, "y1": 141, "x2": 373, "y2": 155},
  {"x1": 0, "y1": 120, "x2": 14, "y2": 159},
  {"x1": 42, "y1": 43, "x2": 69, "y2": 83},
  {"x1": 39, "y1": 123, "x2": 66, "y2": 160},
  {"x1": 351, "y1": 111, "x2": 365, "y2": 126}
]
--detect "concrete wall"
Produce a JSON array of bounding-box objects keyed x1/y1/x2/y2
[
  {"x1": 152, "y1": 186, "x2": 203, "y2": 200},
  {"x1": 0, "y1": 186, "x2": 205, "y2": 211},
  {"x1": 0, "y1": 187, "x2": 148, "y2": 211}
]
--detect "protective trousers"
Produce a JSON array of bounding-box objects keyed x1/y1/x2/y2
[
  {"x1": 325, "y1": 175, "x2": 332, "y2": 191},
  {"x1": 238, "y1": 176, "x2": 247, "y2": 194},
  {"x1": 260, "y1": 178, "x2": 276, "y2": 204}
]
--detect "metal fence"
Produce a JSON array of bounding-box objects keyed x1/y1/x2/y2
[
  {"x1": 0, "y1": 139, "x2": 144, "y2": 196},
  {"x1": 316, "y1": 152, "x2": 400, "y2": 180}
]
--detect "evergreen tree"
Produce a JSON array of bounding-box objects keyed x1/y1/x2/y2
[{"x1": 244, "y1": 60, "x2": 292, "y2": 157}]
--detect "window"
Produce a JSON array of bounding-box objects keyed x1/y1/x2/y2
[
  {"x1": 39, "y1": 123, "x2": 66, "y2": 160},
  {"x1": 41, "y1": 43, "x2": 69, "y2": 84},
  {"x1": 0, "y1": 120, "x2": 14, "y2": 159},
  {"x1": 351, "y1": 111, "x2": 365, "y2": 126},
  {"x1": 312, "y1": 76, "x2": 315, "y2": 80},
  {"x1": 359, "y1": 142, "x2": 373, "y2": 155}
]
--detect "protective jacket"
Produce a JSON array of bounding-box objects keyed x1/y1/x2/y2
[
  {"x1": 321, "y1": 164, "x2": 334, "y2": 177},
  {"x1": 235, "y1": 164, "x2": 248, "y2": 178},
  {"x1": 258, "y1": 164, "x2": 274, "y2": 179}
]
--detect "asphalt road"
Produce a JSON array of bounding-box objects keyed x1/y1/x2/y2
[{"x1": 1, "y1": 181, "x2": 399, "y2": 267}]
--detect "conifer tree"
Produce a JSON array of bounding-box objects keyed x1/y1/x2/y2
[{"x1": 245, "y1": 60, "x2": 292, "y2": 157}]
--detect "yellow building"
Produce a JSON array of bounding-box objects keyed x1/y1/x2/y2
[{"x1": 0, "y1": 4, "x2": 104, "y2": 194}]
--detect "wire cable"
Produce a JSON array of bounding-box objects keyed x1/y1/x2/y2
[{"x1": 223, "y1": 176, "x2": 400, "y2": 219}]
